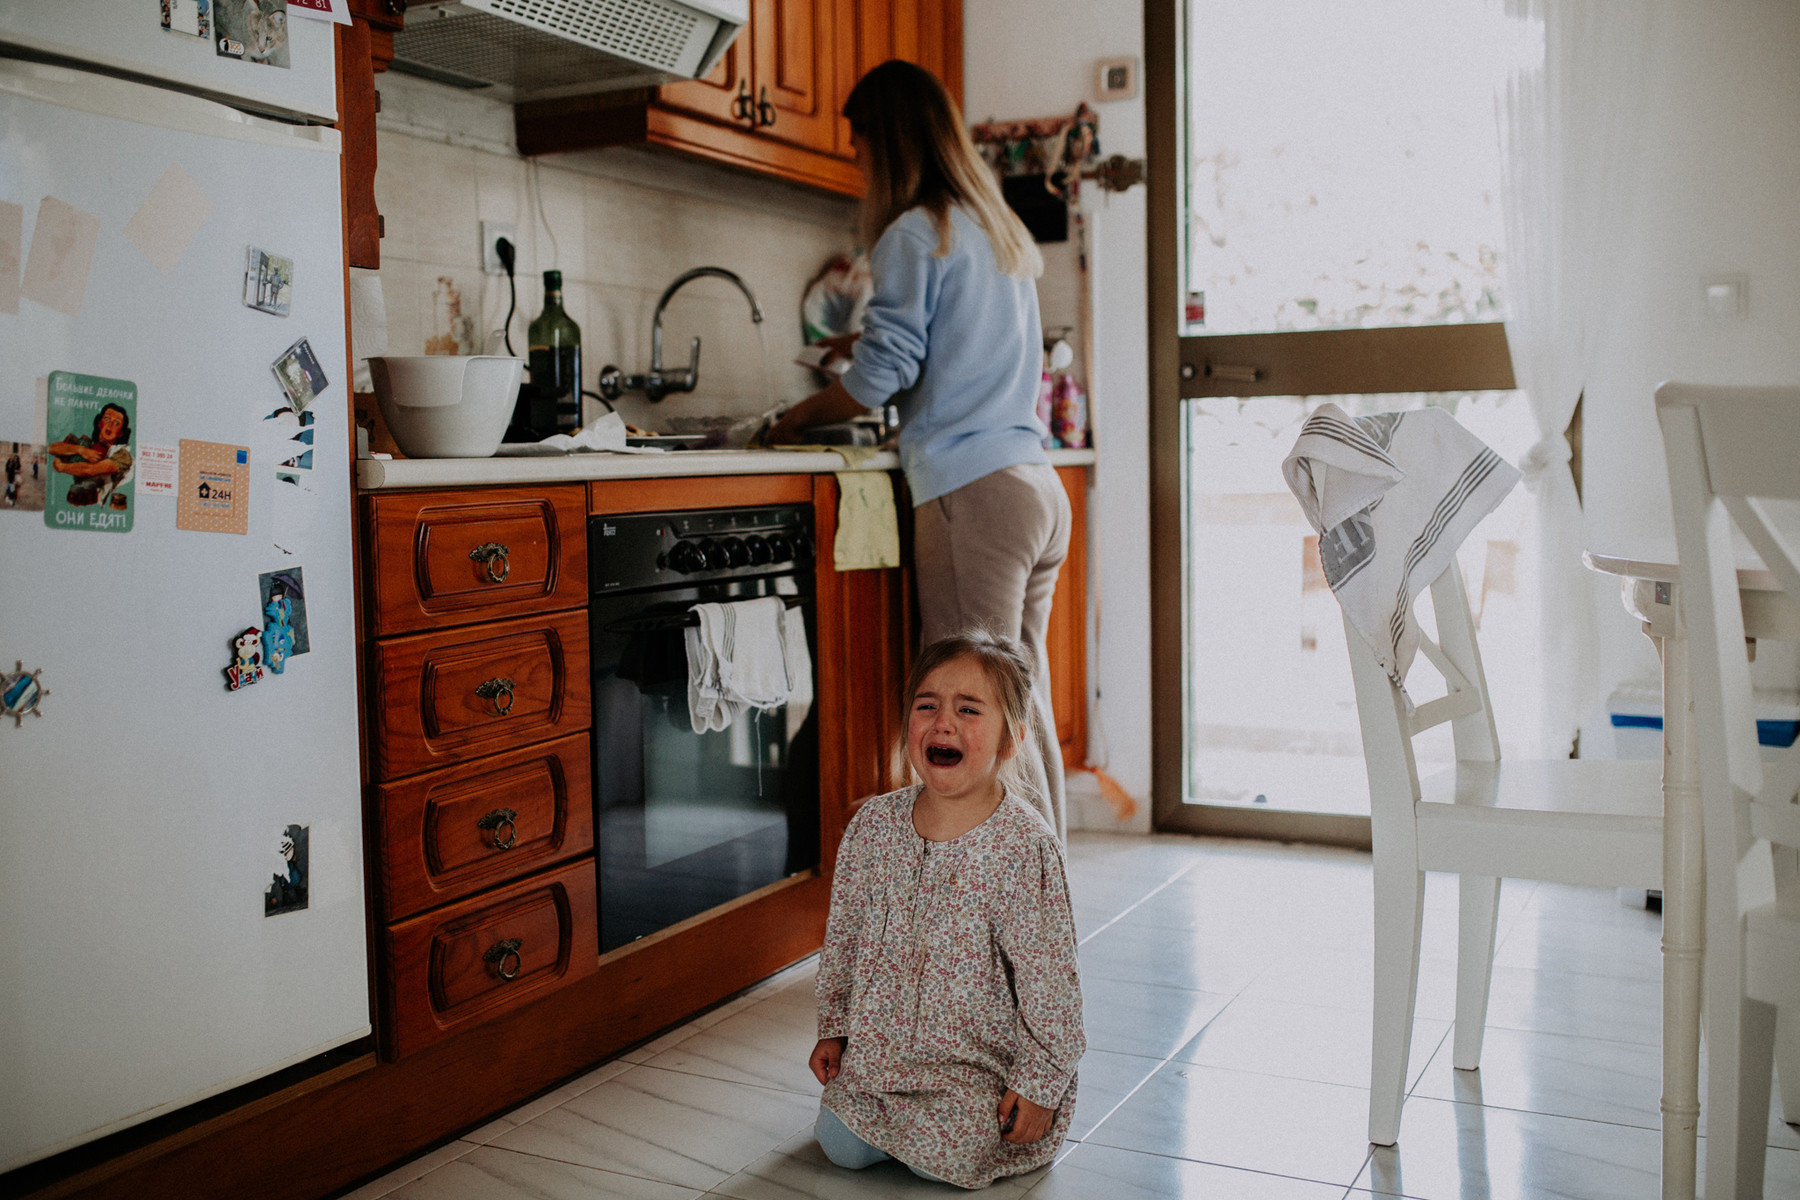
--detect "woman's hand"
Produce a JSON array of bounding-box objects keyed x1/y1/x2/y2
[
  {"x1": 809, "y1": 1037, "x2": 847, "y2": 1086},
  {"x1": 997, "y1": 1089, "x2": 1054, "y2": 1144},
  {"x1": 765, "y1": 380, "x2": 868, "y2": 446}
]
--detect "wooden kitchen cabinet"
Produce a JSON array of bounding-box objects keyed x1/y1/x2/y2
[
  {"x1": 360, "y1": 483, "x2": 596, "y2": 1061},
  {"x1": 515, "y1": 0, "x2": 962, "y2": 197}
]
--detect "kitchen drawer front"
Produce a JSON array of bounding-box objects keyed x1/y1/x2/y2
[
  {"x1": 371, "y1": 610, "x2": 591, "y2": 780},
  {"x1": 381, "y1": 858, "x2": 598, "y2": 1060},
  {"x1": 376, "y1": 734, "x2": 594, "y2": 922},
  {"x1": 365, "y1": 486, "x2": 587, "y2": 635}
]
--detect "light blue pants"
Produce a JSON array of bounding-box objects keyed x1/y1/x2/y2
[{"x1": 816, "y1": 1105, "x2": 946, "y2": 1183}]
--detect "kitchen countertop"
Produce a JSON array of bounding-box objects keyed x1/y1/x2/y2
[{"x1": 356, "y1": 447, "x2": 1097, "y2": 490}]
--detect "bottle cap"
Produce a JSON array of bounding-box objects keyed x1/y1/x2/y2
[{"x1": 543, "y1": 269, "x2": 563, "y2": 290}]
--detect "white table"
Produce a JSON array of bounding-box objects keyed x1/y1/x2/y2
[{"x1": 1585, "y1": 544, "x2": 1800, "y2": 1200}]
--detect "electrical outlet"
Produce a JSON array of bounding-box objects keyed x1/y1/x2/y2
[{"x1": 481, "y1": 221, "x2": 517, "y2": 276}]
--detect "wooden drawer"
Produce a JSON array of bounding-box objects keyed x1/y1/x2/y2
[
  {"x1": 370, "y1": 610, "x2": 591, "y2": 780},
  {"x1": 375, "y1": 734, "x2": 594, "y2": 922},
  {"x1": 365, "y1": 486, "x2": 587, "y2": 636},
  {"x1": 380, "y1": 857, "x2": 598, "y2": 1060}
]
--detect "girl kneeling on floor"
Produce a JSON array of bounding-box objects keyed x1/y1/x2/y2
[{"x1": 809, "y1": 630, "x2": 1084, "y2": 1188}]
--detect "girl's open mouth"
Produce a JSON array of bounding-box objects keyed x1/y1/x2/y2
[{"x1": 925, "y1": 745, "x2": 963, "y2": 767}]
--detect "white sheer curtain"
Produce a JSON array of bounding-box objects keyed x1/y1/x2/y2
[{"x1": 1494, "y1": 0, "x2": 1657, "y2": 755}]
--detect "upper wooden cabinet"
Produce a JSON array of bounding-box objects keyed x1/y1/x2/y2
[{"x1": 515, "y1": 0, "x2": 962, "y2": 197}]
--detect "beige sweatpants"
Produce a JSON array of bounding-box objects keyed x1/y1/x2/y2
[{"x1": 913, "y1": 463, "x2": 1072, "y2": 841}]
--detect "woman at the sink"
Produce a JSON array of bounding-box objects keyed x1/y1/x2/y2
[{"x1": 767, "y1": 59, "x2": 1069, "y2": 840}]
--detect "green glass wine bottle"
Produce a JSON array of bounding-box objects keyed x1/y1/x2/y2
[{"x1": 528, "y1": 270, "x2": 582, "y2": 434}]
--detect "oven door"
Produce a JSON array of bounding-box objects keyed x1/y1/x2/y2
[{"x1": 590, "y1": 574, "x2": 819, "y2": 953}]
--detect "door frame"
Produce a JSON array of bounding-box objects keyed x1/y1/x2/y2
[{"x1": 1144, "y1": 0, "x2": 1514, "y2": 845}]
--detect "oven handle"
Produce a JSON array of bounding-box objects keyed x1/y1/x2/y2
[{"x1": 603, "y1": 595, "x2": 811, "y2": 635}]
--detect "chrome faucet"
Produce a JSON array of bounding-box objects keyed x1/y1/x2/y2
[{"x1": 598, "y1": 267, "x2": 765, "y2": 403}]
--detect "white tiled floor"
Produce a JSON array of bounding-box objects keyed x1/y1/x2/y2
[{"x1": 338, "y1": 833, "x2": 1800, "y2": 1199}]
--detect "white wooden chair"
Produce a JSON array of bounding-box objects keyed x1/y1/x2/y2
[
  {"x1": 1658, "y1": 382, "x2": 1800, "y2": 1199},
  {"x1": 1343, "y1": 561, "x2": 1665, "y2": 1146}
]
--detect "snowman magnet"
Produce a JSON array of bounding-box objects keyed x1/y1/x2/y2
[{"x1": 1, "y1": 661, "x2": 48, "y2": 726}]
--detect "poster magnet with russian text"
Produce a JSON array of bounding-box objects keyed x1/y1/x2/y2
[{"x1": 44, "y1": 372, "x2": 135, "y2": 533}]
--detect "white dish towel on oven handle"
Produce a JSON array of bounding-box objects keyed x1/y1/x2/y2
[{"x1": 685, "y1": 596, "x2": 813, "y2": 734}]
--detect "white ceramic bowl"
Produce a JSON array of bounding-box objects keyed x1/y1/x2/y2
[{"x1": 369, "y1": 355, "x2": 524, "y2": 458}]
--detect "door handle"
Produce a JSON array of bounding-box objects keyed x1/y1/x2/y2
[
  {"x1": 731, "y1": 80, "x2": 756, "y2": 124},
  {"x1": 756, "y1": 86, "x2": 776, "y2": 128},
  {"x1": 1208, "y1": 363, "x2": 1261, "y2": 383}
]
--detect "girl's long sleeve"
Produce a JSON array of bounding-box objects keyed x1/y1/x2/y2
[
  {"x1": 996, "y1": 836, "x2": 1085, "y2": 1110},
  {"x1": 815, "y1": 831, "x2": 867, "y2": 1039}
]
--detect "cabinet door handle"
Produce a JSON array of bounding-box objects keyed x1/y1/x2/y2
[
  {"x1": 468, "y1": 542, "x2": 510, "y2": 583},
  {"x1": 731, "y1": 79, "x2": 756, "y2": 124},
  {"x1": 483, "y1": 937, "x2": 524, "y2": 981},
  {"x1": 756, "y1": 86, "x2": 776, "y2": 128},
  {"x1": 476, "y1": 807, "x2": 519, "y2": 850},
  {"x1": 474, "y1": 677, "x2": 516, "y2": 717}
]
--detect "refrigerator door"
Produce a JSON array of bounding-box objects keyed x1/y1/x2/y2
[
  {"x1": 0, "y1": 1, "x2": 337, "y2": 122},
  {"x1": 0, "y1": 58, "x2": 366, "y2": 1171}
]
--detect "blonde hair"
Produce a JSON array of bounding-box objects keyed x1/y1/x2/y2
[
  {"x1": 890, "y1": 628, "x2": 1045, "y2": 807},
  {"x1": 843, "y1": 61, "x2": 1043, "y2": 280}
]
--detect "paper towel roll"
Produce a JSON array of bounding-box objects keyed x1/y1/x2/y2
[{"x1": 349, "y1": 270, "x2": 388, "y2": 392}]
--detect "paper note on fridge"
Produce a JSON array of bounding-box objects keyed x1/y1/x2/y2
[
  {"x1": 124, "y1": 163, "x2": 214, "y2": 275},
  {"x1": 177, "y1": 439, "x2": 250, "y2": 534},
  {"x1": 138, "y1": 442, "x2": 178, "y2": 495},
  {"x1": 0, "y1": 201, "x2": 21, "y2": 315},
  {"x1": 20, "y1": 196, "x2": 100, "y2": 318}
]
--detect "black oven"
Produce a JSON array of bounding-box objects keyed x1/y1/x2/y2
[{"x1": 588, "y1": 504, "x2": 819, "y2": 954}]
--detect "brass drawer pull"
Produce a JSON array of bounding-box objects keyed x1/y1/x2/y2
[
  {"x1": 474, "y1": 677, "x2": 516, "y2": 717},
  {"x1": 469, "y1": 542, "x2": 511, "y2": 583},
  {"x1": 476, "y1": 807, "x2": 518, "y2": 850},
  {"x1": 483, "y1": 937, "x2": 523, "y2": 981}
]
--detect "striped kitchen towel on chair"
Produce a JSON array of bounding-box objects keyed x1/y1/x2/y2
[{"x1": 1281, "y1": 402, "x2": 1520, "y2": 693}]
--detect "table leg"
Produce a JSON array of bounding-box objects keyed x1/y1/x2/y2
[{"x1": 1657, "y1": 630, "x2": 1703, "y2": 1200}]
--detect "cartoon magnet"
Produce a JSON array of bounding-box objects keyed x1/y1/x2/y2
[
  {"x1": 224, "y1": 626, "x2": 267, "y2": 690},
  {"x1": 262, "y1": 593, "x2": 294, "y2": 674},
  {"x1": 265, "y1": 823, "x2": 308, "y2": 917},
  {"x1": 1, "y1": 661, "x2": 48, "y2": 726}
]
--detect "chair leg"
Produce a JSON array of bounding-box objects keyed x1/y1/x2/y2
[
  {"x1": 1369, "y1": 866, "x2": 1426, "y2": 1146},
  {"x1": 1776, "y1": 1004, "x2": 1800, "y2": 1129},
  {"x1": 1451, "y1": 875, "x2": 1501, "y2": 1071},
  {"x1": 1705, "y1": 987, "x2": 1777, "y2": 1199}
]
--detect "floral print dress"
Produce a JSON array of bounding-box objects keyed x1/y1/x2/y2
[{"x1": 816, "y1": 786, "x2": 1084, "y2": 1188}]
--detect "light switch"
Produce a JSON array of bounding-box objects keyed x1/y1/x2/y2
[{"x1": 1701, "y1": 273, "x2": 1748, "y2": 319}]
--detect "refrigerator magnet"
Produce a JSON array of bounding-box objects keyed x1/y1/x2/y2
[
  {"x1": 160, "y1": 0, "x2": 212, "y2": 39},
  {"x1": 271, "y1": 337, "x2": 327, "y2": 413},
  {"x1": 259, "y1": 567, "x2": 310, "y2": 659},
  {"x1": 224, "y1": 626, "x2": 267, "y2": 690},
  {"x1": 244, "y1": 247, "x2": 292, "y2": 316},
  {"x1": 2, "y1": 441, "x2": 48, "y2": 512},
  {"x1": 44, "y1": 372, "x2": 136, "y2": 533},
  {"x1": 1, "y1": 661, "x2": 48, "y2": 727},
  {"x1": 176, "y1": 440, "x2": 249, "y2": 534},
  {"x1": 214, "y1": 0, "x2": 291, "y2": 68},
  {"x1": 265, "y1": 824, "x2": 309, "y2": 917}
]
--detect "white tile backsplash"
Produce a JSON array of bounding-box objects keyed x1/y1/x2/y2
[{"x1": 366, "y1": 76, "x2": 856, "y2": 429}]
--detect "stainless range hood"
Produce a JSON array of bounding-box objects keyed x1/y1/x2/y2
[{"x1": 392, "y1": 0, "x2": 747, "y2": 102}]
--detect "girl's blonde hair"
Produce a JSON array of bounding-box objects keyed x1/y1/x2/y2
[
  {"x1": 891, "y1": 628, "x2": 1046, "y2": 808},
  {"x1": 843, "y1": 60, "x2": 1044, "y2": 281}
]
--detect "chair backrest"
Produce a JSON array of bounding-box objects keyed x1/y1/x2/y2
[
  {"x1": 1343, "y1": 561, "x2": 1501, "y2": 836},
  {"x1": 1658, "y1": 383, "x2": 1800, "y2": 921}
]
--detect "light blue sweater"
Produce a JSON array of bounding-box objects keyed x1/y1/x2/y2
[{"x1": 840, "y1": 205, "x2": 1047, "y2": 504}]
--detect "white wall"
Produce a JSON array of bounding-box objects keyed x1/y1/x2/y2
[
  {"x1": 966, "y1": 0, "x2": 1153, "y2": 830},
  {"x1": 1581, "y1": 0, "x2": 1800, "y2": 738}
]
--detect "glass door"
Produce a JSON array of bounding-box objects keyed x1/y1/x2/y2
[{"x1": 1161, "y1": 0, "x2": 1528, "y2": 840}]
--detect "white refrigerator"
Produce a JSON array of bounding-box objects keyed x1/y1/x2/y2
[{"x1": 0, "y1": 5, "x2": 367, "y2": 1173}]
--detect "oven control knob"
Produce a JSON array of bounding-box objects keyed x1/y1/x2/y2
[
  {"x1": 767, "y1": 533, "x2": 793, "y2": 563},
  {"x1": 721, "y1": 536, "x2": 749, "y2": 568},
  {"x1": 667, "y1": 540, "x2": 704, "y2": 574},
  {"x1": 792, "y1": 531, "x2": 813, "y2": 562},
  {"x1": 744, "y1": 535, "x2": 772, "y2": 565},
  {"x1": 695, "y1": 538, "x2": 730, "y2": 571}
]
